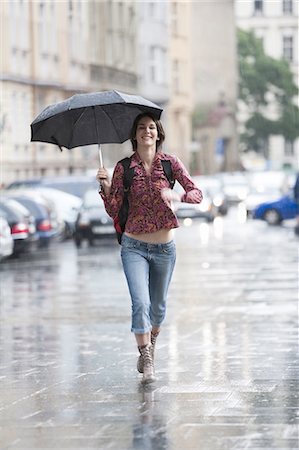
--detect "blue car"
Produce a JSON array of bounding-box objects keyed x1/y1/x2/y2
[{"x1": 253, "y1": 194, "x2": 297, "y2": 225}]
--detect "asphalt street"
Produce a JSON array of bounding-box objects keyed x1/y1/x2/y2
[{"x1": 0, "y1": 208, "x2": 298, "y2": 450}]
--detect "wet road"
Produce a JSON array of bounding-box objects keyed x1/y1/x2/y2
[{"x1": 0, "y1": 209, "x2": 298, "y2": 450}]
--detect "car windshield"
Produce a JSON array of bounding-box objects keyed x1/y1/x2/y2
[
  {"x1": 249, "y1": 186, "x2": 282, "y2": 196},
  {"x1": 43, "y1": 179, "x2": 98, "y2": 198},
  {"x1": 248, "y1": 171, "x2": 294, "y2": 194},
  {"x1": 222, "y1": 175, "x2": 247, "y2": 186},
  {"x1": 12, "y1": 197, "x2": 48, "y2": 217},
  {"x1": 193, "y1": 177, "x2": 221, "y2": 194}
]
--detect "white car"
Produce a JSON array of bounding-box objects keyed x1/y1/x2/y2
[
  {"x1": 174, "y1": 183, "x2": 217, "y2": 222},
  {"x1": 0, "y1": 216, "x2": 14, "y2": 260},
  {"x1": 244, "y1": 170, "x2": 296, "y2": 217},
  {"x1": 217, "y1": 172, "x2": 250, "y2": 203}
]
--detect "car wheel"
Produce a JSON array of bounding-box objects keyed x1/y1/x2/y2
[{"x1": 263, "y1": 209, "x2": 282, "y2": 225}]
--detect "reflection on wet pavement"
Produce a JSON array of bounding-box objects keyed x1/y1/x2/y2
[{"x1": 0, "y1": 211, "x2": 298, "y2": 449}]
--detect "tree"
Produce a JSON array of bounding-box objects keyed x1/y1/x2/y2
[{"x1": 237, "y1": 28, "x2": 299, "y2": 157}]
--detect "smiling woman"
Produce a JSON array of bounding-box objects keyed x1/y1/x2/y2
[
  {"x1": 96, "y1": 112, "x2": 203, "y2": 384},
  {"x1": 130, "y1": 114, "x2": 165, "y2": 153}
]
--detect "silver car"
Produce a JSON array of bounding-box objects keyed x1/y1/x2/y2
[{"x1": 0, "y1": 216, "x2": 14, "y2": 260}]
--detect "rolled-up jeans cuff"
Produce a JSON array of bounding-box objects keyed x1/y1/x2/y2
[{"x1": 131, "y1": 326, "x2": 152, "y2": 334}]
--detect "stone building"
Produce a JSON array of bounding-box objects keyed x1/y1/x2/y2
[
  {"x1": 166, "y1": 1, "x2": 193, "y2": 168},
  {"x1": 1, "y1": 0, "x2": 241, "y2": 185},
  {"x1": 190, "y1": 0, "x2": 241, "y2": 174},
  {"x1": 136, "y1": 0, "x2": 192, "y2": 168},
  {"x1": 0, "y1": 0, "x2": 137, "y2": 184}
]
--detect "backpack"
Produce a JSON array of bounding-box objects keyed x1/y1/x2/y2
[{"x1": 113, "y1": 156, "x2": 175, "y2": 244}]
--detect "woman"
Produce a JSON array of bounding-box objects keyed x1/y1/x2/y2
[{"x1": 97, "y1": 113, "x2": 202, "y2": 383}]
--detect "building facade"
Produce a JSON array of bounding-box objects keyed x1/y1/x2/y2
[
  {"x1": 235, "y1": 0, "x2": 299, "y2": 170},
  {"x1": 136, "y1": 0, "x2": 193, "y2": 168},
  {"x1": 166, "y1": 0, "x2": 193, "y2": 168},
  {"x1": 1, "y1": 0, "x2": 242, "y2": 185},
  {"x1": 136, "y1": 0, "x2": 169, "y2": 107},
  {"x1": 190, "y1": 0, "x2": 241, "y2": 174},
  {"x1": 0, "y1": 0, "x2": 138, "y2": 184}
]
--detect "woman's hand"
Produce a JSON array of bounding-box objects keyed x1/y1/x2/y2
[
  {"x1": 161, "y1": 188, "x2": 181, "y2": 203},
  {"x1": 96, "y1": 167, "x2": 111, "y2": 195}
]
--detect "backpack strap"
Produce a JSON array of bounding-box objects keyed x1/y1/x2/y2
[
  {"x1": 120, "y1": 156, "x2": 175, "y2": 191},
  {"x1": 120, "y1": 157, "x2": 135, "y2": 192},
  {"x1": 161, "y1": 160, "x2": 175, "y2": 189}
]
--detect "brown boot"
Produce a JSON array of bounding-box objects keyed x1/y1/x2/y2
[
  {"x1": 137, "y1": 331, "x2": 159, "y2": 374},
  {"x1": 138, "y1": 344, "x2": 156, "y2": 384}
]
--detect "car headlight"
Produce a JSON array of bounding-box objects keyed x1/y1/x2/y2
[
  {"x1": 213, "y1": 195, "x2": 223, "y2": 207},
  {"x1": 237, "y1": 190, "x2": 248, "y2": 200},
  {"x1": 199, "y1": 200, "x2": 211, "y2": 212}
]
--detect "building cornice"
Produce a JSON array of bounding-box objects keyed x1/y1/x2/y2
[{"x1": 0, "y1": 75, "x2": 89, "y2": 93}]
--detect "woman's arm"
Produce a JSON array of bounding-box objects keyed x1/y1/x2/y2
[
  {"x1": 171, "y1": 156, "x2": 203, "y2": 204},
  {"x1": 97, "y1": 162, "x2": 125, "y2": 218}
]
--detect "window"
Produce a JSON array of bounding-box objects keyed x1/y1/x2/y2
[
  {"x1": 283, "y1": 36, "x2": 293, "y2": 62},
  {"x1": 39, "y1": 1, "x2": 48, "y2": 57},
  {"x1": 282, "y1": 0, "x2": 293, "y2": 14},
  {"x1": 149, "y1": 46, "x2": 157, "y2": 83},
  {"x1": 149, "y1": 2, "x2": 156, "y2": 18},
  {"x1": 254, "y1": 0, "x2": 263, "y2": 15},
  {"x1": 149, "y1": 46, "x2": 166, "y2": 85},
  {"x1": 171, "y1": 2, "x2": 178, "y2": 35},
  {"x1": 284, "y1": 140, "x2": 294, "y2": 156},
  {"x1": 173, "y1": 59, "x2": 179, "y2": 93}
]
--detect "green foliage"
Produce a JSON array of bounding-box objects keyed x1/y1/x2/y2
[
  {"x1": 278, "y1": 103, "x2": 299, "y2": 141},
  {"x1": 237, "y1": 28, "x2": 299, "y2": 153},
  {"x1": 241, "y1": 113, "x2": 277, "y2": 156}
]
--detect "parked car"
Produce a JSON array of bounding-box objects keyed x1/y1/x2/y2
[
  {"x1": 245, "y1": 170, "x2": 296, "y2": 217},
  {"x1": 253, "y1": 194, "x2": 297, "y2": 225},
  {"x1": 174, "y1": 183, "x2": 217, "y2": 222},
  {"x1": 0, "y1": 216, "x2": 14, "y2": 260},
  {"x1": 0, "y1": 199, "x2": 38, "y2": 254},
  {"x1": 73, "y1": 190, "x2": 115, "y2": 247},
  {"x1": 31, "y1": 187, "x2": 82, "y2": 238},
  {"x1": 6, "y1": 175, "x2": 98, "y2": 199},
  {"x1": 194, "y1": 175, "x2": 229, "y2": 215},
  {"x1": 3, "y1": 193, "x2": 58, "y2": 247},
  {"x1": 243, "y1": 188, "x2": 282, "y2": 218},
  {"x1": 217, "y1": 172, "x2": 249, "y2": 203}
]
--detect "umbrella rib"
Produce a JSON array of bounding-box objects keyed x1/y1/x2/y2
[
  {"x1": 68, "y1": 108, "x2": 87, "y2": 149},
  {"x1": 98, "y1": 105, "x2": 124, "y2": 142}
]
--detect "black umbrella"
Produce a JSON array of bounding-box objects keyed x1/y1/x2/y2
[{"x1": 30, "y1": 90, "x2": 163, "y2": 166}]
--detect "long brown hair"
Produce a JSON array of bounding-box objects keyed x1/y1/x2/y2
[{"x1": 130, "y1": 113, "x2": 165, "y2": 151}]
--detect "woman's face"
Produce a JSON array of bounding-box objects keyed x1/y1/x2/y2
[{"x1": 135, "y1": 116, "x2": 159, "y2": 148}]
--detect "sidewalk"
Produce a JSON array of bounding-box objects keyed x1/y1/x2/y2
[{"x1": 0, "y1": 215, "x2": 298, "y2": 450}]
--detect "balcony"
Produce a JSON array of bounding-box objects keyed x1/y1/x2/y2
[{"x1": 89, "y1": 65, "x2": 137, "y2": 90}]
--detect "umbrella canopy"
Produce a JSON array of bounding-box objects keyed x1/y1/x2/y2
[{"x1": 30, "y1": 90, "x2": 163, "y2": 150}]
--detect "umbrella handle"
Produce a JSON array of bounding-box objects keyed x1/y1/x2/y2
[{"x1": 98, "y1": 145, "x2": 103, "y2": 168}]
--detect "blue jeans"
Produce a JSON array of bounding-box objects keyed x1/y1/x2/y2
[{"x1": 121, "y1": 234, "x2": 176, "y2": 334}]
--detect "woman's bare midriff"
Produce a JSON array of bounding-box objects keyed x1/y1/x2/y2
[{"x1": 124, "y1": 228, "x2": 174, "y2": 244}]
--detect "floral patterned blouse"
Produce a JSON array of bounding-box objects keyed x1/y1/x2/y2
[{"x1": 100, "y1": 151, "x2": 203, "y2": 234}]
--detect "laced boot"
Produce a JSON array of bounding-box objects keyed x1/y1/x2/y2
[
  {"x1": 138, "y1": 344, "x2": 156, "y2": 384},
  {"x1": 137, "y1": 331, "x2": 160, "y2": 374}
]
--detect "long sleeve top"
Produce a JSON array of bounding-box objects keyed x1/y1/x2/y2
[{"x1": 100, "y1": 151, "x2": 203, "y2": 234}]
